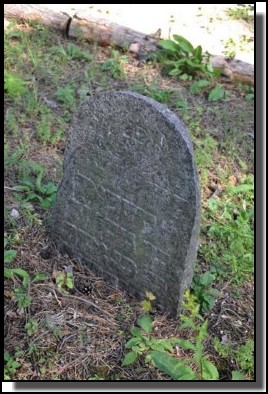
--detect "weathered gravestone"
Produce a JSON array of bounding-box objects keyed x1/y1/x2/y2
[{"x1": 51, "y1": 91, "x2": 201, "y2": 317}]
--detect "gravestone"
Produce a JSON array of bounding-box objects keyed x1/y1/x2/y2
[{"x1": 51, "y1": 91, "x2": 201, "y2": 317}]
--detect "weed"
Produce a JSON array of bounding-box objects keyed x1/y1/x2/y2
[
  {"x1": 122, "y1": 314, "x2": 173, "y2": 366},
  {"x1": 122, "y1": 291, "x2": 221, "y2": 380},
  {"x1": 132, "y1": 82, "x2": 173, "y2": 104},
  {"x1": 226, "y1": 6, "x2": 254, "y2": 23},
  {"x1": 101, "y1": 50, "x2": 127, "y2": 79},
  {"x1": 223, "y1": 38, "x2": 237, "y2": 59},
  {"x1": 88, "y1": 374, "x2": 105, "y2": 380},
  {"x1": 25, "y1": 319, "x2": 39, "y2": 336},
  {"x1": 50, "y1": 43, "x2": 93, "y2": 62},
  {"x1": 13, "y1": 171, "x2": 57, "y2": 209},
  {"x1": 36, "y1": 113, "x2": 65, "y2": 145},
  {"x1": 4, "y1": 71, "x2": 27, "y2": 97},
  {"x1": 214, "y1": 337, "x2": 254, "y2": 377},
  {"x1": 140, "y1": 291, "x2": 156, "y2": 313},
  {"x1": 53, "y1": 266, "x2": 74, "y2": 295},
  {"x1": 4, "y1": 239, "x2": 17, "y2": 264},
  {"x1": 191, "y1": 271, "x2": 221, "y2": 312},
  {"x1": 55, "y1": 85, "x2": 75, "y2": 107},
  {"x1": 5, "y1": 109, "x2": 20, "y2": 136},
  {"x1": 203, "y1": 175, "x2": 254, "y2": 282},
  {"x1": 4, "y1": 352, "x2": 21, "y2": 380},
  {"x1": 157, "y1": 35, "x2": 215, "y2": 80}
]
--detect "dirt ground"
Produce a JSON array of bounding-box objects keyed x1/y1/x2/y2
[
  {"x1": 4, "y1": 12, "x2": 254, "y2": 381},
  {"x1": 44, "y1": 3, "x2": 254, "y2": 64}
]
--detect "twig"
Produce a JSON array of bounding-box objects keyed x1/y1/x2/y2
[
  {"x1": 55, "y1": 288, "x2": 117, "y2": 325},
  {"x1": 4, "y1": 186, "x2": 23, "y2": 191}
]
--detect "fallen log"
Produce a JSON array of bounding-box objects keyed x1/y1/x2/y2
[
  {"x1": 4, "y1": 4, "x2": 254, "y2": 86},
  {"x1": 4, "y1": 4, "x2": 69, "y2": 31}
]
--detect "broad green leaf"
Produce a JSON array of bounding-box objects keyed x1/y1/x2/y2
[
  {"x1": 168, "y1": 68, "x2": 182, "y2": 76},
  {"x1": 232, "y1": 370, "x2": 246, "y2": 380},
  {"x1": 206, "y1": 62, "x2": 214, "y2": 73},
  {"x1": 203, "y1": 294, "x2": 216, "y2": 310},
  {"x1": 190, "y1": 78, "x2": 210, "y2": 93},
  {"x1": 4, "y1": 352, "x2": 11, "y2": 362},
  {"x1": 208, "y1": 85, "x2": 225, "y2": 101},
  {"x1": 122, "y1": 351, "x2": 138, "y2": 366},
  {"x1": 141, "y1": 300, "x2": 152, "y2": 312},
  {"x1": 228, "y1": 184, "x2": 254, "y2": 194},
  {"x1": 11, "y1": 360, "x2": 21, "y2": 369},
  {"x1": 66, "y1": 272, "x2": 74, "y2": 289},
  {"x1": 151, "y1": 351, "x2": 197, "y2": 380},
  {"x1": 198, "y1": 320, "x2": 208, "y2": 342},
  {"x1": 43, "y1": 182, "x2": 57, "y2": 194},
  {"x1": 20, "y1": 178, "x2": 35, "y2": 188},
  {"x1": 201, "y1": 358, "x2": 219, "y2": 380},
  {"x1": 125, "y1": 337, "x2": 142, "y2": 349},
  {"x1": 32, "y1": 273, "x2": 49, "y2": 283},
  {"x1": 130, "y1": 327, "x2": 142, "y2": 337},
  {"x1": 158, "y1": 39, "x2": 179, "y2": 53},
  {"x1": 4, "y1": 239, "x2": 8, "y2": 248},
  {"x1": 43, "y1": 195, "x2": 56, "y2": 208},
  {"x1": 173, "y1": 35, "x2": 194, "y2": 54},
  {"x1": 25, "y1": 192, "x2": 38, "y2": 201},
  {"x1": 199, "y1": 271, "x2": 216, "y2": 286},
  {"x1": 4, "y1": 249, "x2": 17, "y2": 264},
  {"x1": 170, "y1": 338, "x2": 195, "y2": 351},
  {"x1": 190, "y1": 80, "x2": 210, "y2": 94},
  {"x1": 179, "y1": 73, "x2": 189, "y2": 81},
  {"x1": 36, "y1": 171, "x2": 44, "y2": 191},
  {"x1": 149, "y1": 339, "x2": 172, "y2": 352},
  {"x1": 4, "y1": 268, "x2": 30, "y2": 287},
  {"x1": 158, "y1": 339, "x2": 174, "y2": 352},
  {"x1": 210, "y1": 288, "x2": 221, "y2": 297},
  {"x1": 137, "y1": 315, "x2": 153, "y2": 333},
  {"x1": 12, "y1": 185, "x2": 31, "y2": 192},
  {"x1": 150, "y1": 343, "x2": 165, "y2": 352},
  {"x1": 194, "y1": 45, "x2": 203, "y2": 62}
]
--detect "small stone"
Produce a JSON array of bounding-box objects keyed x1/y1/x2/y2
[{"x1": 10, "y1": 208, "x2": 20, "y2": 219}]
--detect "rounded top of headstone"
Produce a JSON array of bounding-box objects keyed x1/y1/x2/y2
[{"x1": 64, "y1": 90, "x2": 195, "y2": 165}]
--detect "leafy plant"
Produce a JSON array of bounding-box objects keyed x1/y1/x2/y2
[
  {"x1": 101, "y1": 50, "x2": 127, "y2": 79},
  {"x1": 133, "y1": 82, "x2": 173, "y2": 104},
  {"x1": 122, "y1": 292, "x2": 217, "y2": 379},
  {"x1": 140, "y1": 291, "x2": 156, "y2": 313},
  {"x1": 191, "y1": 271, "x2": 221, "y2": 312},
  {"x1": 36, "y1": 113, "x2": 65, "y2": 145},
  {"x1": 50, "y1": 43, "x2": 93, "y2": 61},
  {"x1": 152, "y1": 318, "x2": 219, "y2": 380},
  {"x1": 150, "y1": 292, "x2": 246, "y2": 380},
  {"x1": 4, "y1": 71, "x2": 27, "y2": 97},
  {"x1": 25, "y1": 319, "x2": 39, "y2": 336},
  {"x1": 13, "y1": 171, "x2": 57, "y2": 209},
  {"x1": 157, "y1": 35, "x2": 215, "y2": 79},
  {"x1": 53, "y1": 266, "x2": 74, "y2": 295},
  {"x1": 55, "y1": 85, "x2": 75, "y2": 106},
  {"x1": 4, "y1": 352, "x2": 21, "y2": 380},
  {"x1": 4, "y1": 239, "x2": 17, "y2": 264},
  {"x1": 122, "y1": 314, "x2": 173, "y2": 366},
  {"x1": 223, "y1": 37, "x2": 237, "y2": 60},
  {"x1": 204, "y1": 176, "x2": 254, "y2": 282},
  {"x1": 214, "y1": 337, "x2": 253, "y2": 378}
]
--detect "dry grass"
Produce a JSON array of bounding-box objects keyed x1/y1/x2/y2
[{"x1": 4, "y1": 19, "x2": 254, "y2": 381}]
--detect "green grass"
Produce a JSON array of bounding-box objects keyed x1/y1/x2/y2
[{"x1": 4, "y1": 19, "x2": 254, "y2": 381}]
